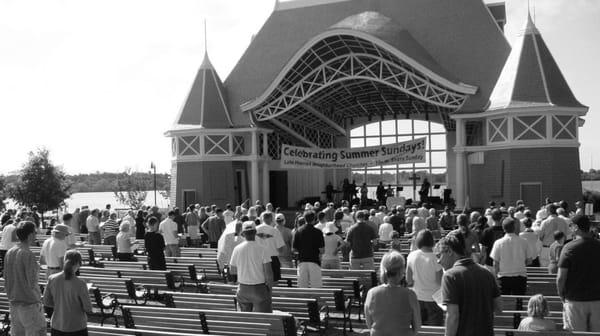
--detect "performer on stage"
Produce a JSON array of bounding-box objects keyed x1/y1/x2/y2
[
  {"x1": 325, "y1": 182, "x2": 334, "y2": 203},
  {"x1": 419, "y1": 178, "x2": 431, "y2": 203},
  {"x1": 386, "y1": 184, "x2": 394, "y2": 198},
  {"x1": 342, "y1": 179, "x2": 350, "y2": 202},
  {"x1": 376, "y1": 181, "x2": 386, "y2": 206}
]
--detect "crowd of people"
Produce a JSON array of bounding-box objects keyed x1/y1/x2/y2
[{"x1": 0, "y1": 195, "x2": 599, "y2": 335}]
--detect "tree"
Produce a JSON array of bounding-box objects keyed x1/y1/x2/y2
[
  {"x1": 9, "y1": 149, "x2": 71, "y2": 213},
  {"x1": 0, "y1": 175, "x2": 7, "y2": 211},
  {"x1": 113, "y1": 170, "x2": 149, "y2": 209}
]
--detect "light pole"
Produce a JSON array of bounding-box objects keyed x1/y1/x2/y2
[{"x1": 150, "y1": 162, "x2": 157, "y2": 207}]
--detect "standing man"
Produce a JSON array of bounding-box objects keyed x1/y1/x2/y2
[
  {"x1": 437, "y1": 233, "x2": 501, "y2": 336},
  {"x1": 173, "y1": 208, "x2": 186, "y2": 235},
  {"x1": 0, "y1": 219, "x2": 18, "y2": 275},
  {"x1": 539, "y1": 204, "x2": 570, "y2": 266},
  {"x1": 201, "y1": 209, "x2": 226, "y2": 248},
  {"x1": 4, "y1": 221, "x2": 46, "y2": 336},
  {"x1": 39, "y1": 224, "x2": 71, "y2": 279},
  {"x1": 275, "y1": 214, "x2": 294, "y2": 268},
  {"x1": 185, "y1": 205, "x2": 200, "y2": 247},
  {"x1": 557, "y1": 215, "x2": 600, "y2": 331},
  {"x1": 292, "y1": 211, "x2": 324, "y2": 288},
  {"x1": 86, "y1": 209, "x2": 101, "y2": 245},
  {"x1": 256, "y1": 212, "x2": 285, "y2": 282},
  {"x1": 346, "y1": 210, "x2": 377, "y2": 270},
  {"x1": 99, "y1": 212, "x2": 119, "y2": 246},
  {"x1": 229, "y1": 221, "x2": 274, "y2": 312},
  {"x1": 159, "y1": 211, "x2": 180, "y2": 257},
  {"x1": 223, "y1": 204, "x2": 235, "y2": 225},
  {"x1": 489, "y1": 217, "x2": 532, "y2": 295}
]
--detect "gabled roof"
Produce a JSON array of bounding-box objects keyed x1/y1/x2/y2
[
  {"x1": 487, "y1": 13, "x2": 587, "y2": 111},
  {"x1": 172, "y1": 53, "x2": 234, "y2": 129}
]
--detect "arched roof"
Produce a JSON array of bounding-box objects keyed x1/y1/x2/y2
[{"x1": 224, "y1": 0, "x2": 510, "y2": 127}]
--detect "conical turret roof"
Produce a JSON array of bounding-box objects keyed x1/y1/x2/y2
[
  {"x1": 174, "y1": 52, "x2": 234, "y2": 128},
  {"x1": 487, "y1": 13, "x2": 586, "y2": 111}
]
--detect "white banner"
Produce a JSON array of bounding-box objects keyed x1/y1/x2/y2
[{"x1": 281, "y1": 137, "x2": 426, "y2": 169}]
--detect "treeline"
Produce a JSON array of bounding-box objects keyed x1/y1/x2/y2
[
  {"x1": 581, "y1": 169, "x2": 600, "y2": 181},
  {"x1": 2, "y1": 172, "x2": 170, "y2": 194}
]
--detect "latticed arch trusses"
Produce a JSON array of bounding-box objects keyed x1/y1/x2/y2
[
  {"x1": 242, "y1": 30, "x2": 477, "y2": 130},
  {"x1": 252, "y1": 52, "x2": 468, "y2": 121}
]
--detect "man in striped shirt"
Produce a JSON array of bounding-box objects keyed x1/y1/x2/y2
[{"x1": 100, "y1": 212, "x2": 120, "y2": 246}]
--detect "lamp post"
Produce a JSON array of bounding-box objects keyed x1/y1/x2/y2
[{"x1": 150, "y1": 162, "x2": 157, "y2": 207}]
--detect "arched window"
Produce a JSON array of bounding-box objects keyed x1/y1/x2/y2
[{"x1": 350, "y1": 120, "x2": 447, "y2": 200}]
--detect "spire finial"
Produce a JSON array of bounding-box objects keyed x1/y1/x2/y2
[{"x1": 204, "y1": 19, "x2": 208, "y2": 55}]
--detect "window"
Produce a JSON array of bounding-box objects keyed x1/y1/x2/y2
[{"x1": 350, "y1": 120, "x2": 447, "y2": 200}]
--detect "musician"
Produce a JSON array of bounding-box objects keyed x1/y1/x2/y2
[
  {"x1": 325, "y1": 182, "x2": 334, "y2": 203},
  {"x1": 419, "y1": 178, "x2": 431, "y2": 203}
]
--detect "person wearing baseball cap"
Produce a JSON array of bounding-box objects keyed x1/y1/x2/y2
[
  {"x1": 229, "y1": 221, "x2": 274, "y2": 312},
  {"x1": 275, "y1": 214, "x2": 293, "y2": 268},
  {"x1": 40, "y1": 224, "x2": 71, "y2": 279}
]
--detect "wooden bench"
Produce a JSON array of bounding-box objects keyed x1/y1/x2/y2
[
  {"x1": 78, "y1": 267, "x2": 184, "y2": 293},
  {"x1": 98, "y1": 261, "x2": 204, "y2": 290},
  {"x1": 179, "y1": 247, "x2": 218, "y2": 259},
  {"x1": 418, "y1": 326, "x2": 600, "y2": 336},
  {"x1": 281, "y1": 267, "x2": 377, "y2": 288},
  {"x1": 185, "y1": 286, "x2": 327, "y2": 335},
  {"x1": 0, "y1": 293, "x2": 10, "y2": 335},
  {"x1": 122, "y1": 305, "x2": 296, "y2": 336},
  {"x1": 136, "y1": 255, "x2": 223, "y2": 283},
  {"x1": 278, "y1": 275, "x2": 365, "y2": 321},
  {"x1": 88, "y1": 325, "x2": 223, "y2": 336}
]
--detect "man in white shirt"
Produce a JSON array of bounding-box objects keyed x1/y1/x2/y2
[
  {"x1": 256, "y1": 212, "x2": 285, "y2": 281},
  {"x1": 159, "y1": 211, "x2": 180, "y2": 257},
  {"x1": 340, "y1": 207, "x2": 354, "y2": 233},
  {"x1": 0, "y1": 219, "x2": 18, "y2": 275},
  {"x1": 230, "y1": 221, "x2": 273, "y2": 312},
  {"x1": 40, "y1": 224, "x2": 70, "y2": 279},
  {"x1": 538, "y1": 204, "x2": 569, "y2": 266},
  {"x1": 417, "y1": 203, "x2": 429, "y2": 220},
  {"x1": 86, "y1": 209, "x2": 101, "y2": 245},
  {"x1": 314, "y1": 212, "x2": 327, "y2": 231},
  {"x1": 223, "y1": 204, "x2": 235, "y2": 225},
  {"x1": 490, "y1": 217, "x2": 532, "y2": 295},
  {"x1": 378, "y1": 216, "x2": 394, "y2": 243},
  {"x1": 556, "y1": 208, "x2": 574, "y2": 239}
]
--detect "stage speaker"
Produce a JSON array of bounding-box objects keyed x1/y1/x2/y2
[
  {"x1": 433, "y1": 184, "x2": 441, "y2": 189},
  {"x1": 396, "y1": 187, "x2": 404, "y2": 192},
  {"x1": 443, "y1": 189, "x2": 452, "y2": 204}
]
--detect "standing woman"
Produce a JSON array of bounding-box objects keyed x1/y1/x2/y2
[
  {"x1": 364, "y1": 251, "x2": 421, "y2": 336},
  {"x1": 43, "y1": 250, "x2": 92, "y2": 336},
  {"x1": 135, "y1": 210, "x2": 146, "y2": 240},
  {"x1": 144, "y1": 217, "x2": 166, "y2": 270}
]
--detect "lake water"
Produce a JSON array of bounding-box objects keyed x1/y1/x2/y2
[
  {"x1": 63, "y1": 190, "x2": 169, "y2": 211},
  {"x1": 3, "y1": 190, "x2": 169, "y2": 211},
  {"x1": 582, "y1": 180, "x2": 600, "y2": 192},
  {"x1": 4, "y1": 181, "x2": 600, "y2": 212}
]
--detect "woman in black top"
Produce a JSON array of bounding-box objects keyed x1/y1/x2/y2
[
  {"x1": 144, "y1": 217, "x2": 166, "y2": 270},
  {"x1": 135, "y1": 210, "x2": 146, "y2": 239}
]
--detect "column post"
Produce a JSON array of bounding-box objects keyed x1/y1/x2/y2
[
  {"x1": 251, "y1": 131, "x2": 260, "y2": 203},
  {"x1": 455, "y1": 118, "x2": 467, "y2": 209},
  {"x1": 262, "y1": 132, "x2": 270, "y2": 203}
]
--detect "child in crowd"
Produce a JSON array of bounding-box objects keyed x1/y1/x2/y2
[
  {"x1": 517, "y1": 294, "x2": 557, "y2": 331},
  {"x1": 390, "y1": 231, "x2": 402, "y2": 253},
  {"x1": 548, "y1": 231, "x2": 565, "y2": 274},
  {"x1": 144, "y1": 217, "x2": 166, "y2": 270}
]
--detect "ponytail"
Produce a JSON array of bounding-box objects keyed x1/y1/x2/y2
[{"x1": 63, "y1": 249, "x2": 82, "y2": 280}]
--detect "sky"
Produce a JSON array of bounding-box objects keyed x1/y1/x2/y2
[{"x1": 0, "y1": 0, "x2": 599, "y2": 175}]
